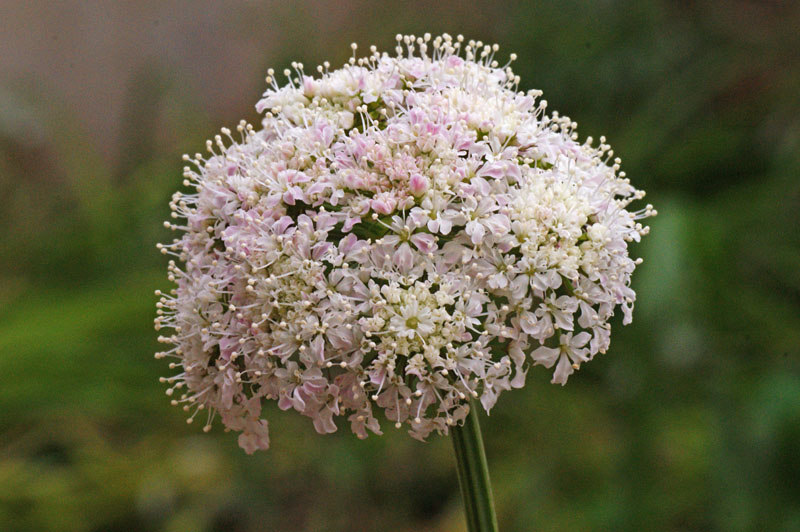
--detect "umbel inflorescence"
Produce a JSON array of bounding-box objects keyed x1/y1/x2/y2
[{"x1": 155, "y1": 34, "x2": 654, "y2": 453}]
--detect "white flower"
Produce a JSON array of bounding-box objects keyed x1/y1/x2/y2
[
  {"x1": 531, "y1": 331, "x2": 592, "y2": 385},
  {"x1": 391, "y1": 300, "x2": 435, "y2": 339}
]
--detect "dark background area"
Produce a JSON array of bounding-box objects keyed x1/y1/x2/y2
[{"x1": 1, "y1": 2, "x2": 798, "y2": 531}]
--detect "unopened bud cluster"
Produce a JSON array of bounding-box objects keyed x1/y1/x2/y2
[{"x1": 155, "y1": 34, "x2": 654, "y2": 453}]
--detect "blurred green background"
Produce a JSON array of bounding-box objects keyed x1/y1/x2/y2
[{"x1": 1, "y1": 1, "x2": 798, "y2": 531}]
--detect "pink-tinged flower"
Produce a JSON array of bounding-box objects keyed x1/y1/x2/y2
[
  {"x1": 371, "y1": 193, "x2": 398, "y2": 214},
  {"x1": 156, "y1": 33, "x2": 653, "y2": 452},
  {"x1": 464, "y1": 197, "x2": 501, "y2": 244},
  {"x1": 531, "y1": 332, "x2": 592, "y2": 385},
  {"x1": 275, "y1": 362, "x2": 327, "y2": 412},
  {"x1": 410, "y1": 233, "x2": 435, "y2": 253},
  {"x1": 238, "y1": 419, "x2": 270, "y2": 455},
  {"x1": 409, "y1": 173, "x2": 429, "y2": 196},
  {"x1": 392, "y1": 243, "x2": 414, "y2": 272}
]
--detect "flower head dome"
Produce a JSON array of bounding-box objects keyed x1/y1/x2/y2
[{"x1": 155, "y1": 34, "x2": 655, "y2": 453}]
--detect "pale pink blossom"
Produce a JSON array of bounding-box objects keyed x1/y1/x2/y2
[{"x1": 155, "y1": 34, "x2": 654, "y2": 453}]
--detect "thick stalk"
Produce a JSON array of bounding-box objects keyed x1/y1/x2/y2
[{"x1": 451, "y1": 402, "x2": 499, "y2": 532}]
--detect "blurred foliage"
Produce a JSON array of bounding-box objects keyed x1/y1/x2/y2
[{"x1": 1, "y1": 1, "x2": 799, "y2": 531}]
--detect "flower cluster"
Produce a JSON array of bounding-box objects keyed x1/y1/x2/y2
[{"x1": 155, "y1": 34, "x2": 654, "y2": 453}]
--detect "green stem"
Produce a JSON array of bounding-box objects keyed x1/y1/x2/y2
[{"x1": 451, "y1": 402, "x2": 499, "y2": 532}]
